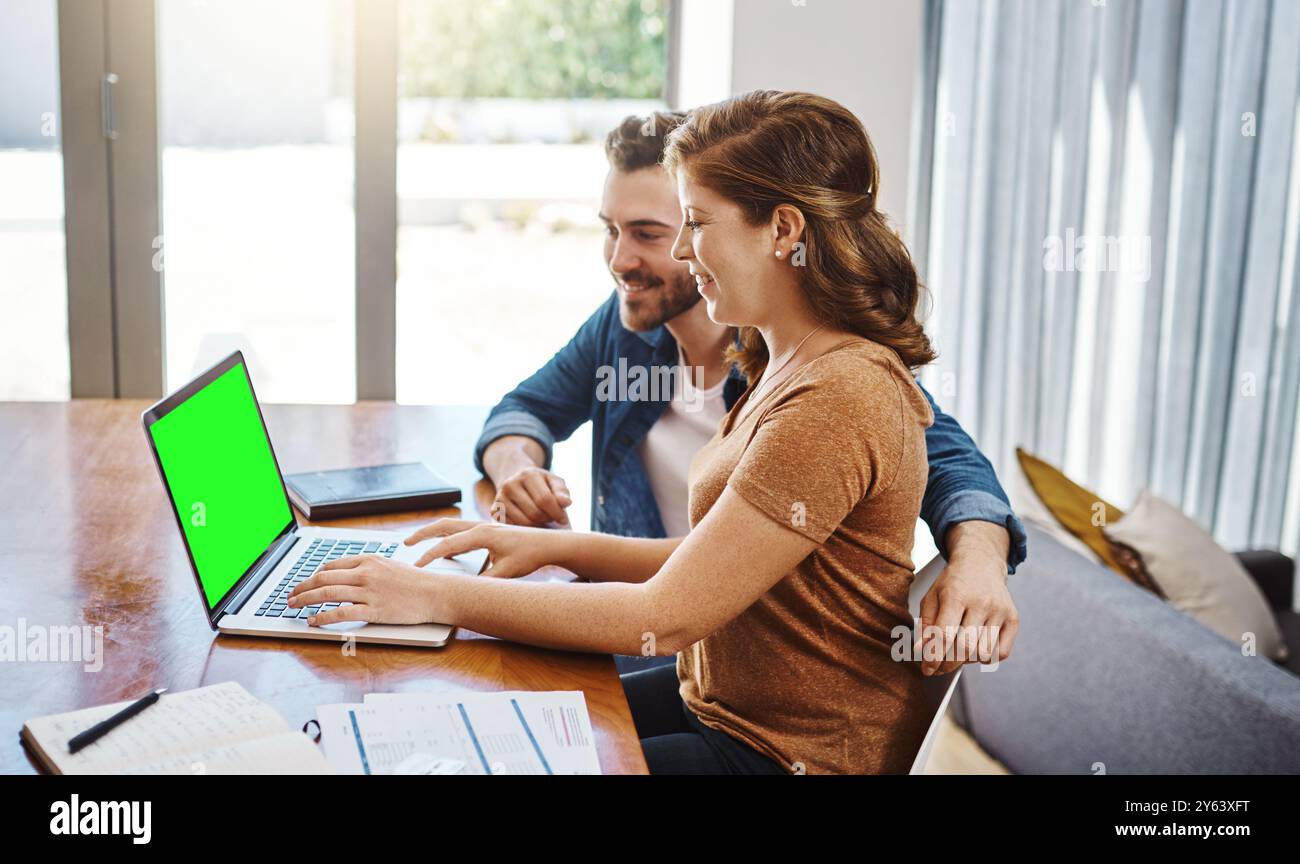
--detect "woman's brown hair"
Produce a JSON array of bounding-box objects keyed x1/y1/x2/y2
[{"x1": 661, "y1": 90, "x2": 936, "y2": 382}]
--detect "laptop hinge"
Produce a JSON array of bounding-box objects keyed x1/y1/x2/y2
[{"x1": 217, "y1": 532, "x2": 300, "y2": 621}]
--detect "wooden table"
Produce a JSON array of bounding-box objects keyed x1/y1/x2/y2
[{"x1": 0, "y1": 400, "x2": 647, "y2": 774}]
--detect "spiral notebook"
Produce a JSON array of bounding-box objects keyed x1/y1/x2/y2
[{"x1": 20, "y1": 682, "x2": 332, "y2": 775}]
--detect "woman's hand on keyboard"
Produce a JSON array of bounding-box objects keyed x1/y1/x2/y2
[{"x1": 286, "y1": 556, "x2": 444, "y2": 626}]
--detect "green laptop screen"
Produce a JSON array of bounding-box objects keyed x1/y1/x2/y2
[{"x1": 148, "y1": 362, "x2": 293, "y2": 609}]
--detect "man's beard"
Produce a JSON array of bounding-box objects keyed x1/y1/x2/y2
[{"x1": 615, "y1": 269, "x2": 702, "y2": 332}]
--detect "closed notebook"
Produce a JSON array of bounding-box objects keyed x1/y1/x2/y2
[
  {"x1": 21, "y1": 681, "x2": 331, "y2": 775},
  {"x1": 284, "y1": 462, "x2": 462, "y2": 520}
]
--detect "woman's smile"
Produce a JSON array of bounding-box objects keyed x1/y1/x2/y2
[{"x1": 692, "y1": 269, "x2": 717, "y2": 296}]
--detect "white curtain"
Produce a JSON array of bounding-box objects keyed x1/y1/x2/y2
[{"x1": 909, "y1": 0, "x2": 1300, "y2": 555}]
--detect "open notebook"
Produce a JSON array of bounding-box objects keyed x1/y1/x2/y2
[{"x1": 21, "y1": 681, "x2": 331, "y2": 775}]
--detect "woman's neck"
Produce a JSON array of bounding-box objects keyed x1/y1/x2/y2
[{"x1": 758, "y1": 309, "x2": 827, "y2": 364}]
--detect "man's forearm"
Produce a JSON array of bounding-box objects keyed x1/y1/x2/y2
[
  {"x1": 481, "y1": 435, "x2": 547, "y2": 487},
  {"x1": 916, "y1": 384, "x2": 1028, "y2": 571},
  {"x1": 945, "y1": 520, "x2": 1011, "y2": 575}
]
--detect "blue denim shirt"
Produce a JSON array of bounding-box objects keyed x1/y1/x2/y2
[{"x1": 475, "y1": 292, "x2": 1027, "y2": 572}]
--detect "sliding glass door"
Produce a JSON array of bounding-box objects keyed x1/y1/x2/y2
[
  {"x1": 0, "y1": 0, "x2": 69, "y2": 400},
  {"x1": 157, "y1": 0, "x2": 357, "y2": 403},
  {"x1": 5, "y1": 0, "x2": 678, "y2": 404},
  {"x1": 394, "y1": 0, "x2": 671, "y2": 405}
]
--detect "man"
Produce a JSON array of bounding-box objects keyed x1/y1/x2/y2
[{"x1": 474, "y1": 111, "x2": 1026, "y2": 676}]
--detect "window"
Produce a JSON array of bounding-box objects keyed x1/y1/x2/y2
[
  {"x1": 158, "y1": 0, "x2": 357, "y2": 403},
  {"x1": 394, "y1": 0, "x2": 671, "y2": 405},
  {"x1": 0, "y1": 0, "x2": 69, "y2": 400}
]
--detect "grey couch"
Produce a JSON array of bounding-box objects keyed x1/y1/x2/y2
[{"x1": 950, "y1": 523, "x2": 1300, "y2": 773}]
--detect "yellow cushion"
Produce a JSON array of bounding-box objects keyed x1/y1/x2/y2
[{"x1": 1015, "y1": 447, "x2": 1128, "y2": 575}]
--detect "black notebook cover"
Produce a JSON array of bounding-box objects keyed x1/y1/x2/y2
[{"x1": 284, "y1": 462, "x2": 462, "y2": 520}]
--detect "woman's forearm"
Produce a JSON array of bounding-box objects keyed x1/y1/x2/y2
[
  {"x1": 550, "y1": 532, "x2": 682, "y2": 584},
  {"x1": 435, "y1": 571, "x2": 674, "y2": 655}
]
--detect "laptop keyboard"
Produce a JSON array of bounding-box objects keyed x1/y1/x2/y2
[{"x1": 255, "y1": 538, "x2": 398, "y2": 620}]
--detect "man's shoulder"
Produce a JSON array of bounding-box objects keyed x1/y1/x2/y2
[
  {"x1": 581, "y1": 290, "x2": 626, "y2": 340},
  {"x1": 581, "y1": 291, "x2": 668, "y2": 359},
  {"x1": 592, "y1": 288, "x2": 620, "y2": 321}
]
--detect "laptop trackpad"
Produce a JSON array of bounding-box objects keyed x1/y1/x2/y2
[{"x1": 318, "y1": 620, "x2": 366, "y2": 634}]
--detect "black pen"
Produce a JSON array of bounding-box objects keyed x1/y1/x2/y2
[{"x1": 67, "y1": 688, "x2": 168, "y2": 754}]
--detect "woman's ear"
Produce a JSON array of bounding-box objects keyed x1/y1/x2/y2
[{"x1": 771, "y1": 204, "x2": 806, "y2": 255}]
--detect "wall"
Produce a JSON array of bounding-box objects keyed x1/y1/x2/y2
[
  {"x1": 728, "y1": 0, "x2": 922, "y2": 229},
  {"x1": 0, "y1": 0, "x2": 60, "y2": 148}
]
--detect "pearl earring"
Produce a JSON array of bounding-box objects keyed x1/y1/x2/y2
[{"x1": 775, "y1": 249, "x2": 783, "y2": 258}]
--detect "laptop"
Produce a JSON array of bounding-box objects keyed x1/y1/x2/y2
[{"x1": 142, "y1": 351, "x2": 484, "y2": 647}]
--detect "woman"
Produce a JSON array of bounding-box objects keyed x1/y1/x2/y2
[{"x1": 289, "y1": 90, "x2": 938, "y2": 774}]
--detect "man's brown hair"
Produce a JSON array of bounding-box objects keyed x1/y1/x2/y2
[{"x1": 604, "y1": 110, "x2": 688, "y2": 173}]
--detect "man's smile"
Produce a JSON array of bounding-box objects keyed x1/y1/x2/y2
[{"x1": 619, "y1": 279, "x2": 661, "y2": 294}]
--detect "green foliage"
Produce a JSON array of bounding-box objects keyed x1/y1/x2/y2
[{"x1": 400, "y1": 0, "x2": 667, "y2": 99}]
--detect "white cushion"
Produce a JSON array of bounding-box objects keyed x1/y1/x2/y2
[{"x1": 1104, "y1": 489, "x2": 1288, "y2": 661}]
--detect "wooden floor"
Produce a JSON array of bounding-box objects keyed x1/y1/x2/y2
[{"x1": 922, "y1": 716, "x2": 1011, "y2": 775}]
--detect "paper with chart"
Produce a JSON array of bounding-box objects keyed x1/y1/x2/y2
[{"x1": 317, "y1": 690, "x2": 601, "y2": 775}]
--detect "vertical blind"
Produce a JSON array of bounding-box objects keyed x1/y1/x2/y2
[{"x1": 909, "y1": 0, "x2": 1300, "y2": 555}]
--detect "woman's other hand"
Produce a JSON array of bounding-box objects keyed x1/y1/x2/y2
[{"x1": 404, "y1": 518, "x2": 559, "y2": 578}]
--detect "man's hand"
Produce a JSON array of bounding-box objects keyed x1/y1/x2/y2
[
  {"x1": 492, "y1": 466, "x2": 573, "y2": 528},
  {"x1": 914, "y1": 520, "x2": 1019, "y2": 676},
  {"x1": 481, "y1": 435, "x2": 573, "y2": 528}
]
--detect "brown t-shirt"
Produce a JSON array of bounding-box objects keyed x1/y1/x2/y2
[{"x1": 679, "y1": 338, "x2": 935, "y2": 774}]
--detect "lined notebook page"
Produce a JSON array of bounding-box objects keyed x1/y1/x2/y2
[{"x1": 23, "y1": 681, "x2": 331, "y2": 775}]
